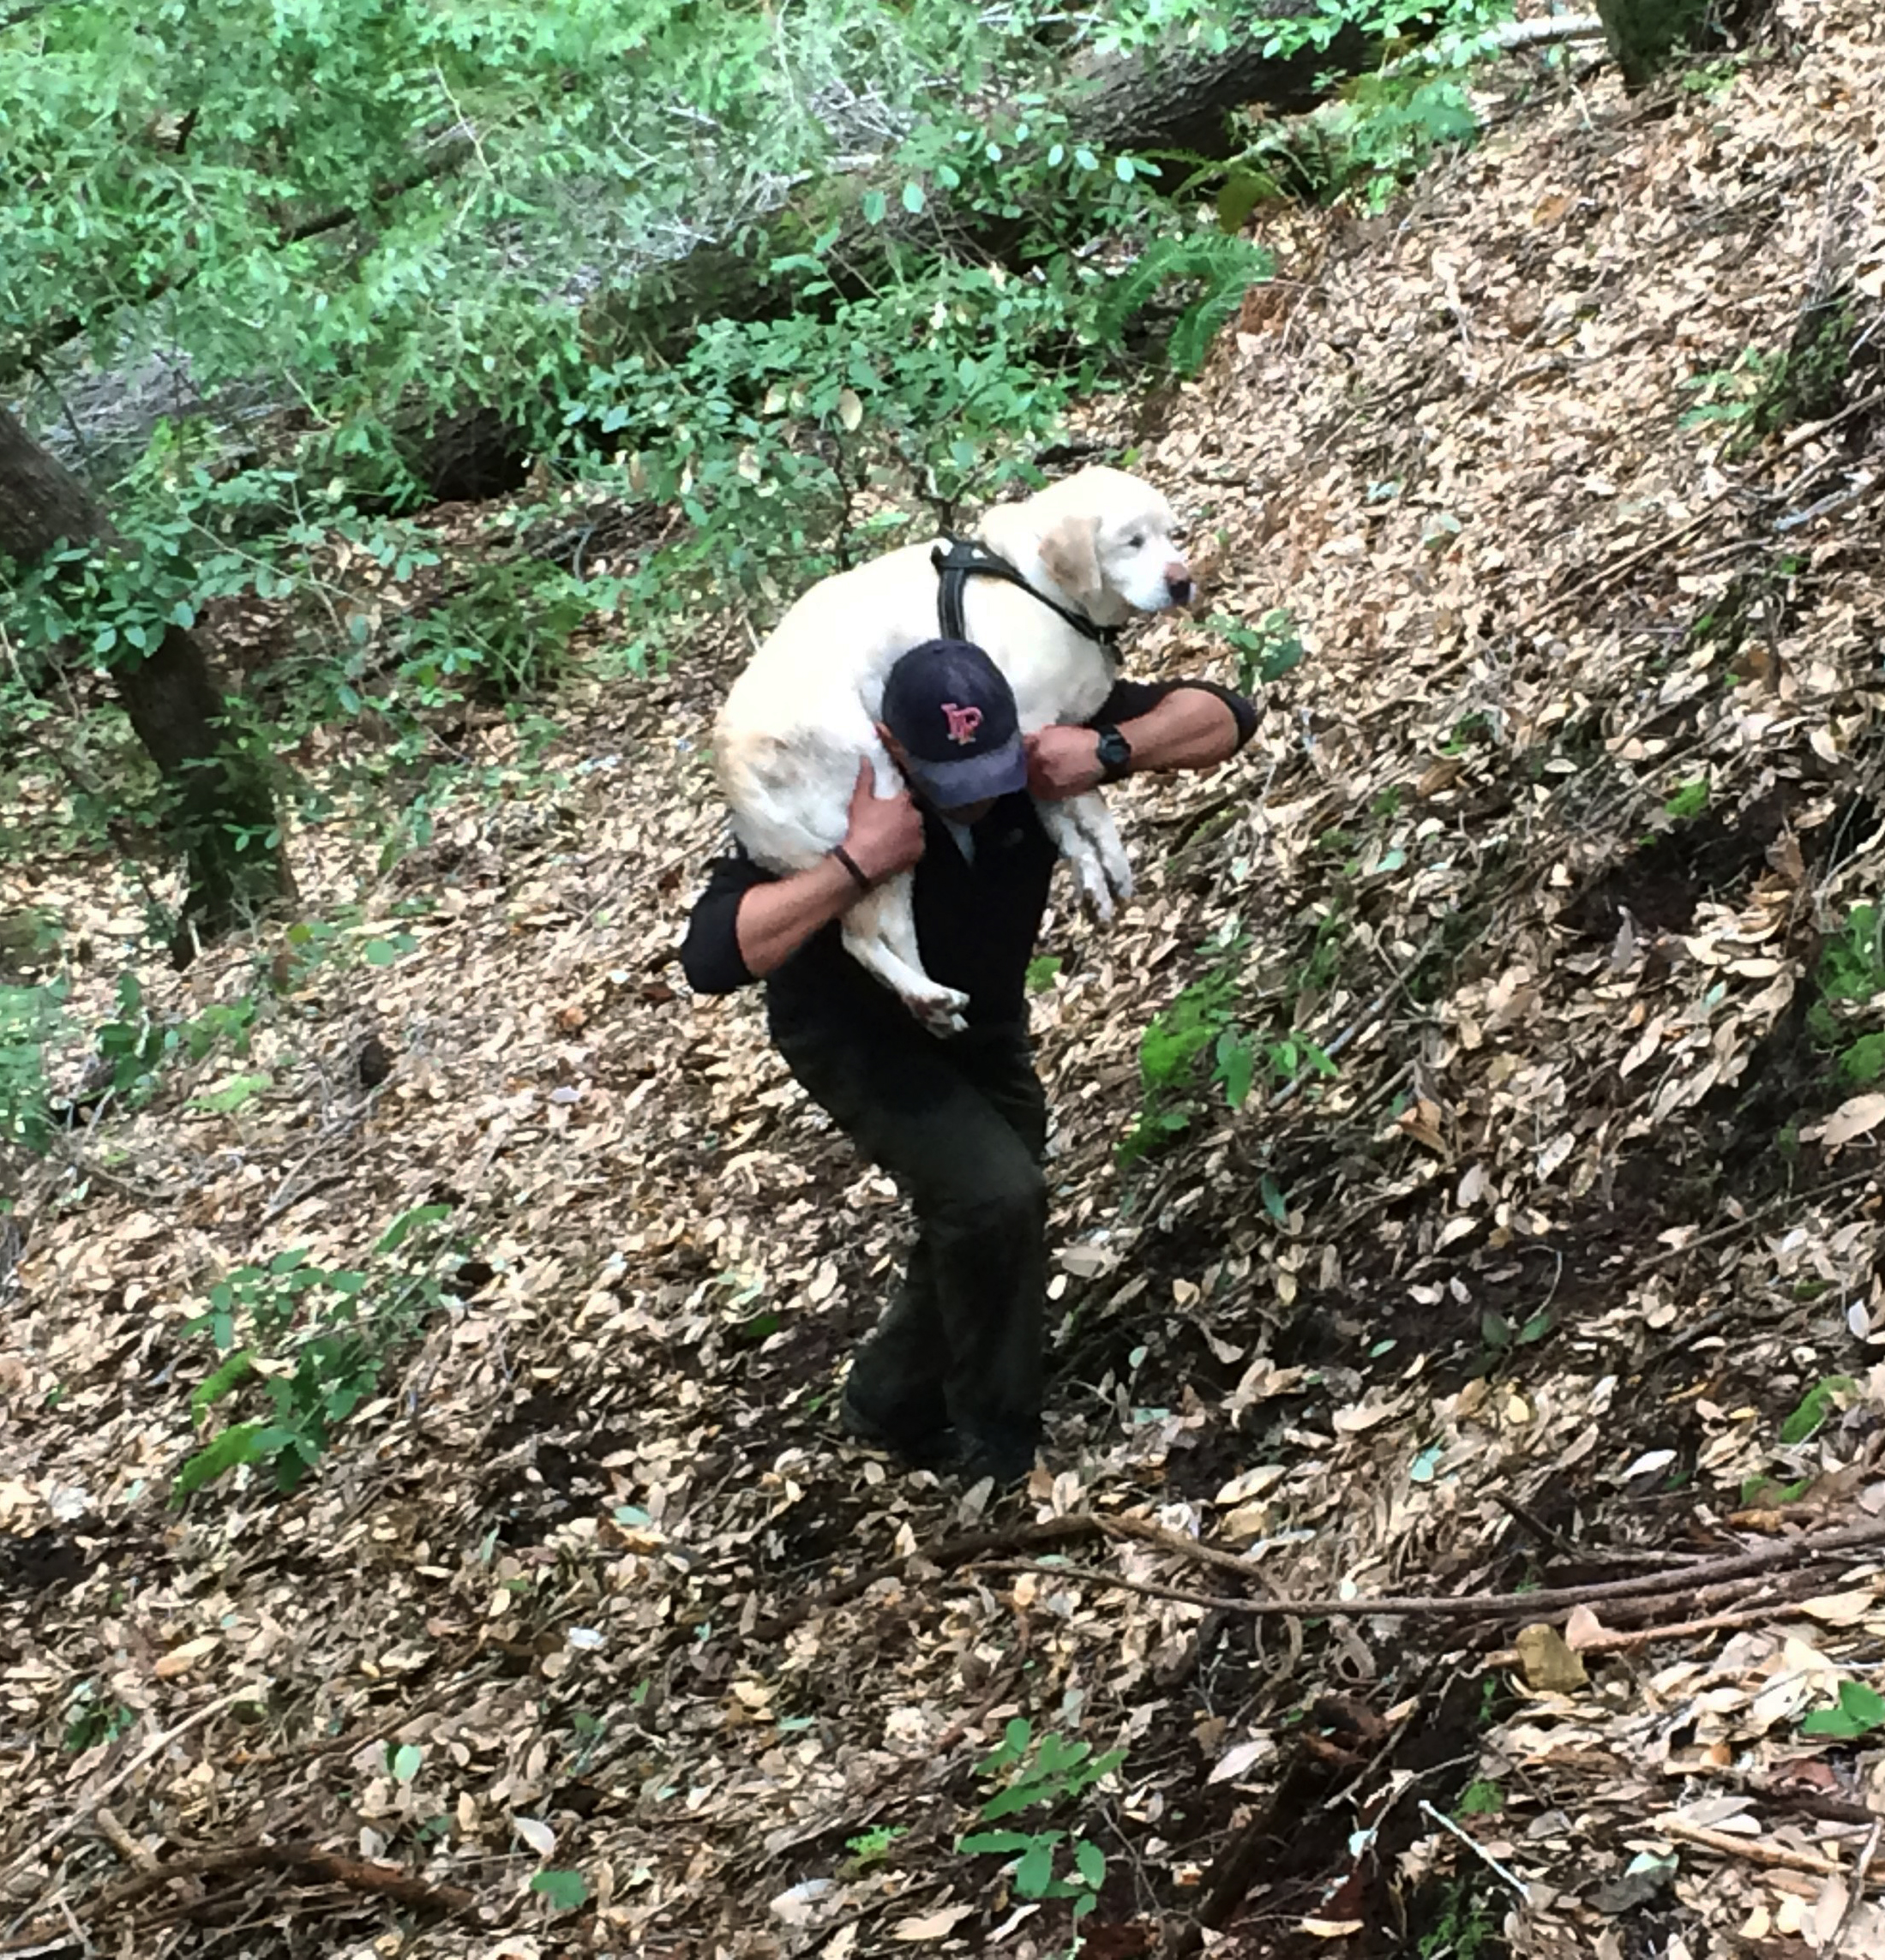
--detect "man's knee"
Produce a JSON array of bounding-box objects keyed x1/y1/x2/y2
[{"x1": 935, "y1": 1154, "x2": 1045, "y2": 1236}]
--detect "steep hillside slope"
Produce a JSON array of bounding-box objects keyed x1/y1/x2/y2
[{"x1": 5, "y1": 3, "x2": 1885, "y2": 1953}]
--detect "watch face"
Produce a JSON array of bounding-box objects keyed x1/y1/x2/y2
[{"x1": 1098, "y1": 728, "x2": 1131, "y2": 775}]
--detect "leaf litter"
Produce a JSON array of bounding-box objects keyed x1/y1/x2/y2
[{"x1": 7, "y1": 2, "x2": 1885, "y2": 1952}]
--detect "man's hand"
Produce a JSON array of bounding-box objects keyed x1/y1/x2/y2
[
  {"x1": 843, "y1": 757, "x2": 926, "y2": 883},
  {"x1": 1024, "y1": 725, "x2": 1105, "y2": 802}
]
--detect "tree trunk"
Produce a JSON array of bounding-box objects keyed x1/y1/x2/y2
[
  {"x1": 1592, "y1": 0, "x2": 1711, "y2": 87},
  {"x1": 0, "y1": 405, "x2": 291, "y2": 962},
  {"x1": 1072, "y1": 3, "x2": 1375, "y2": 160}
]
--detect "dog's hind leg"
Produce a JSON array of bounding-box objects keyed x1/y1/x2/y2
[{"x1": 841, "y1": 874, "x2": 971, "y2": 1036}]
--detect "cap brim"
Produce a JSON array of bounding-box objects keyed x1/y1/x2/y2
[{"x1": 902, "y1": 733, "x2": 1029, "y2": 809}]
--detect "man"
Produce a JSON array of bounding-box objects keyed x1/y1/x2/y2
[{"x1": 681, "y1": 638, "x2": 1256, "y2": 1483}]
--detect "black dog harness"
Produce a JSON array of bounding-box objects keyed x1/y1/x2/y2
[{"x1": 929, "y1": 538, "x2": 1121, "y2": 653}]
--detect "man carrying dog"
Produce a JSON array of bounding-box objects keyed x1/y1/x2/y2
[{"x1": 681, "y1": 638, "x2": 1255, "y2": 1483}]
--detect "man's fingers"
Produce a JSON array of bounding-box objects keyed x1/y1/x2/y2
[{"x1": 852, "y1": 755, "x2": 876, "y2": 799}]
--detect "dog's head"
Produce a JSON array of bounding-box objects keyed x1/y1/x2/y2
[{"x1": 1000, "y1": 466, "x2": 1192, "y2": 626}]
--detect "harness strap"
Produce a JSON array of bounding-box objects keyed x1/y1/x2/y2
[{"x1": 929, "y1": 538, "x2": 1120, "y2": 652}]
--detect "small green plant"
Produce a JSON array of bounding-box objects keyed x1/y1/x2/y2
[
  {"x1": 843, "y1": 1824, "x2": 909, "y2": 1870},
  {"x1": 1780, "y1": 1375, "x2": 1858, "y2": 1448},
  {"x1": 530, "y1": 1869, "x2": 591, "y2": 1911},
  {"x1": 63, "y1": 1682, "x2": 135, "y2": 1754},
  {"x1": 275, "y1": 912, "x2": 420, "y2": 990},
  {"x1": 957, "y1": 1719, "x2": 1125, "y2": 1939},
  {"x1": 1808, "y1": 904, "x2": 1885, "y2": 1085},
  {"x1": 1478, "y1": 1304, "x2": 1554, "y2": 1366},
  {"x1": 1026, "y1": 955, "x2": 1064, "y2": 994},
  {"x1": 1417, "y1": 1875, "x2": 1498, "y2": 1960},
  {"x1": 393, "y1": 560, "x2": 592, "y2": 707},
  {"x1": 1120, "y1": 949, "x2": 1241, "y2": 1165},
  {"x1": 1442, "y1": 710, "x2": 1494, "y2": 755},
  {"x1": 1663, "y1": 777, "x2": 1710, "y2": 820},
  {"x1": 1680, "y1": 347, "x2": 1786, "y2": 435},
  {"x1": 174, "y1": 1202, "x2": 461, "y2": 1501},
  {"x1": 1801, "y1": 1680, "x2": 1885, "y2": 1741},
  {"x1": 93, "y1": 975, "x2": 257, "y2": 1113},
  {"x1": 1325, "y1": 69, "x2": 1480, "y2": 212},
  {"x1": 1205, "y1": 606, "x2": 1305, "y2": 693},
  {"x1": 1456, "y1": 1778, "x2": 1504, "y2": 1817},
  {"x1": 1121, "y1": 931, "x2": 1337, "y2": 1166},
  {"x1": 0, "y1": 981, "x2": 64, "y2": 1154}
]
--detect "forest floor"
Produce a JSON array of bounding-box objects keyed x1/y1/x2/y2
[{"x1": 6, "y1": 2, "x2": 1885, "y2": 1955}]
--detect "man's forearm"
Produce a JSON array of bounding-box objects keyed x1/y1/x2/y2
[
  {"x1": 735, "y1": 856, "x2": 862, "y2": 977},
  {"x1": 1115, "y1": 688, "x2": 1242, "y2": 774}
]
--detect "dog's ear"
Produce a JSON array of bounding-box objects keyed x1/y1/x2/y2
[{"x1": 1039, "y1": 515, "x2": 1103, "y2": 603}]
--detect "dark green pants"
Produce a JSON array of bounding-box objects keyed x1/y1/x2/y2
[{"x1": 773, "y1": 1013, "x2": 1048, "y2": 1464}]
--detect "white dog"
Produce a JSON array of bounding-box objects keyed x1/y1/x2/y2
[{"x1": 713, "y1": 466, "x2": 1191, "y2": 1034}]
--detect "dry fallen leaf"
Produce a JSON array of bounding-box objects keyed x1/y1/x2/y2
[
  {"x1": 892, "y1": 1904, "x2": 976, "y2": 1941},
  {"x1": 513, "y1": 1817, "x2": 555, "y2": 1857},
  {"x1": 1810, "y1": 1094, "x2": 1885, "y2": 1149},
  {"x1": 1515, "y1": 1623, "x2": 1588, "y2": 1693}
]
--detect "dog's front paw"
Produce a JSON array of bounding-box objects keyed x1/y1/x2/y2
[{"x1": 906, "y1": 985, "x2": 971, "y2": 1038}]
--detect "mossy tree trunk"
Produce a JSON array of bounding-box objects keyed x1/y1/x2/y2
[{"x1": 0, "y1": 405, "x2": 291, "y2": 962}]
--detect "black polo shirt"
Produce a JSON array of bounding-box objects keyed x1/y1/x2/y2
[{"x1": 679, "y1": 678, "x2": 1256, "y2": 1040}]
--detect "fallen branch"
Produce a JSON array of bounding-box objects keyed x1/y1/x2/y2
[
  {"x1": 1654, "y1": 1761, "x2": 1883, "y2": 1830},
  {"x1": 0, "y1": 1689, "x2": 247, "y2": 1895},
  {"x1": 980, "y1": 1513, "x2": 1885, "y2": 1623},
  {"x1": 1161, "y1": 1699, "x2": 1395, "y2": 1958},
  {"x1": 1656, "y1": 1815, "x2": 1870, "y2": 1882},
  {"x1": 88, "y1": 1843, "x2": 476, "y2": 1920},
  {"x1": 1488, "y1": 1591, "x2": 1828, "y2": 1663}
]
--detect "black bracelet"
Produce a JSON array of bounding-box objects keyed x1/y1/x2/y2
[{"x1": 831, "y1": 845, "x2": 872, "y2": 892}]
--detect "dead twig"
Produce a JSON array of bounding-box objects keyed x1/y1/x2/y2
[
  {"x1": 980, "y1": 1511, "x2": 1885, "y2": 1623},
  {"x1": 1419, "y1": 1799, "x2": 1528, "y2": 1896},
  {"x1": 1489, "y1": 1590, "x2": 1829, "y2": 1663},
  {"x1": 1493, "y1": 1491, "x2": 1580, "y2": 1560},
  {"x1": 86, "y1": 1843, "x2": 476, "y2": 1921},
  {"x1": 0, "y1": 1692, "x2": 247, "y2": 1896},
  {"x1": 1656, "y1": 1814, "x2": 1870, "y2": 1882},
  {"x1": 1097, "y1": 1514, "x2": 1280, "y2": 1589},
  {"x1": 90, "y1": 1813, "x2": 156, "y2": 1874}
]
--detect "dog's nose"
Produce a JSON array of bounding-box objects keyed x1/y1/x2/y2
[{"x1": 1168, "y1": 569, "x2": 1193, "y2": 605}]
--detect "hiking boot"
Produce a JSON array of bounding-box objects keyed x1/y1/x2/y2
[
  {"x1": 941, "y1": 1423, "x2": 1038, "y2": 1488},
  {"x1": 838, "y1": 1385, "x2": 956, "y2": 1468}
]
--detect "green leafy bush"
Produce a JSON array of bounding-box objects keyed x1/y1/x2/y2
[{"x1": 176, "y1": 1202, "x2": 463, "y2": 1501}]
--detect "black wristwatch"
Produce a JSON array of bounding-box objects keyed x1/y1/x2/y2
[{"x1": 1094, "y1": 723, "x2": 1133, "y2": 783}]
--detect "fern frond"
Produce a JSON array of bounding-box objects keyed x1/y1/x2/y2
[{"x1": 1093, "y1": 232, "x2": 1274, "y2": 377}]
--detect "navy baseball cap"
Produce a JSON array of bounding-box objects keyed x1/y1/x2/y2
[{"x1": 880, "y1": 638, "x2": 1028, "y2": 809}]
